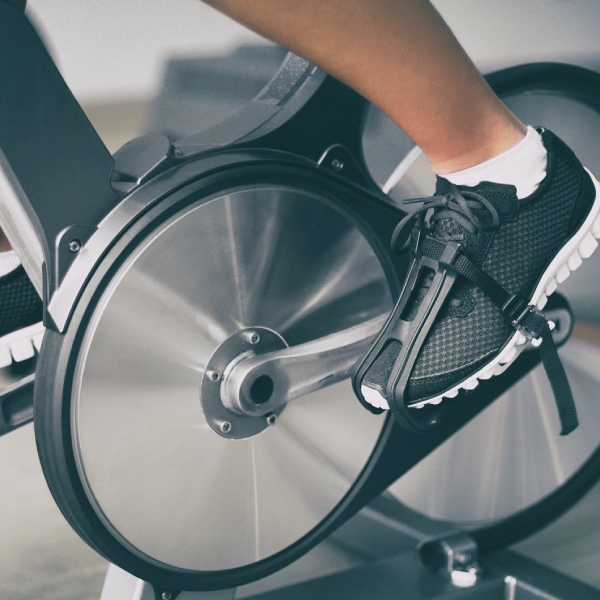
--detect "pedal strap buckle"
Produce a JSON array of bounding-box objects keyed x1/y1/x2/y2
[{"x1": 502, "y1": 294, "x2": 546, "y2": 341}]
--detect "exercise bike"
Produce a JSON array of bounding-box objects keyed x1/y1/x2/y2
[{"x1": 2, "y1": 2, "x2": 600, "y2": 598}]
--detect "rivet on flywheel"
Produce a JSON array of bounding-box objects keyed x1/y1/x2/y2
[
  {"x1": 266, "y1": 414, "x2": 277, "y2": 426},
  {"x1": 69, "y1": 239, "x2": 82, "y2": 253},
  {"x1": 220, "y1": 421, "x2": 232, "y2": 434},
  {"x1": 207, "y1": 369, "x2": 220, "y2": 381},
  {"x1": 331, "y1": 158, "x2": 344, "y2": 172}
]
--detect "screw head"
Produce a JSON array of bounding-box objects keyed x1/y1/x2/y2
[
  {"x1": 206, "y1": 369, "x2": 220, "y2": 381},
  {"x1": 248, "y1": 331, "x2": 260, "y2": 345},
  {"x1": 266, "y1": 414, "x2": 277, "y2": 426},
  {"x1": 161, "y1": 592, "x2": 173, "y2": 600},
  {"x1": 69, "y1": 239, "x2": 82, "y2": 253},
  {"x1": 220, "y1": 421, "x2": 232, "y2": 434},
  {"x1": 331, "y1": 158, "x2": 344, "y2": 172}
]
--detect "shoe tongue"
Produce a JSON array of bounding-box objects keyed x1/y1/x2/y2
[
  {"x1": 435, "y1": 176, "x2": 518, "y2": 213},
  {"x1": 431, "y1": 176, "x2": 518, "y2": 243}
]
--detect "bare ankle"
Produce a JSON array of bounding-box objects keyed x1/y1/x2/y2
[{"x1": 0, "y1": 229, "x2": 12, "y2": 252}]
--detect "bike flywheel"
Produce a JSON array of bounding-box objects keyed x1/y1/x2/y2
[{"x1": 35, "y1": 167, "x2": 397, "y2": 590}]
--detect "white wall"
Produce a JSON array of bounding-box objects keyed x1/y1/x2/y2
[
  {"x1": 28, "y1": 0, "x2": 600, "y2": 105},
  {"x1": 28, "y1": 0, "x2": 267, "y2": 104},
  {"x1": 436, "y1": 0, "x2": 600, "y2": 73}
]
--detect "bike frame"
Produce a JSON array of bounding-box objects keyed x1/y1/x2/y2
[{"x1": 2, "y1": 0, "x2": 600, "y2": 592}]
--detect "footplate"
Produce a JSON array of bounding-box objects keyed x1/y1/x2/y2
[{"x1": 352, "y1": 232, "x2": 462, "y2": 433}]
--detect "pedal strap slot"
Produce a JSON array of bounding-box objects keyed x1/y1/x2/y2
[{"x1": 353, "y1": 237, "x2": 462, "y2": 433}]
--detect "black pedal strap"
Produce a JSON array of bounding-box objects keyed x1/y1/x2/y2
[
  {"x1": 352, "y1": 235, "x2": 462, "y2": 433},
  {"x1": 538, "y1": 325, "x2": 578, "y2": 435},
  {"x1": 421, "y1": 238, "x2": 578, "y2": 435}
]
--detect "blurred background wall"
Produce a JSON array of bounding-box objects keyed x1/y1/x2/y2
[
  {"x1": 4, "y1": 3, "x2": 600, "y2": 600},
  {"x1": 26, "y1": 0, "x2": 600, "y2": 107}
]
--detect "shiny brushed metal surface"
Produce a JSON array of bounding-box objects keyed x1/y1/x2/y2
[
  {"x1": 221, "y1": 315, "x2": 387, "y2": 417},
  {"x1": 72, "y1": 185, "x2": 390, "y2": 571},
  {"x1": 201, "y1": 326, "x2": 288, "y2": 439},
  {"x1": 386, "y1": 92, "x2": 600, "y2": 526}
]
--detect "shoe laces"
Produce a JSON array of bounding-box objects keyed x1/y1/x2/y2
[{"x1": 390, "y1": 185, "x2": 501, "y2": 253}]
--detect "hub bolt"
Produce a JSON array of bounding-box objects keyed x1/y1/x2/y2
[
  {"x1": 266, "y1": 414, "x2": 277, "y2": 426},
  {"x1": 220, "y1": 421, "x2": 232, "y2": 434},
  {"x1": 207, "y1": 369, "x2": 220, "y2": 381},
  {"x1": 69, "y1": 239, "x2": 82, "y2": 253},
  {"x1": 161, "y1": 593, "x2": 172, "y2": 600},
  {"x1": 247, "y1": 331, "x2": 260, "y2": 345}
]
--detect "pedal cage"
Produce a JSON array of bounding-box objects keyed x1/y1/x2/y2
[{"x1": 353, "y1": 233, "x2": 463, "y2": 433}]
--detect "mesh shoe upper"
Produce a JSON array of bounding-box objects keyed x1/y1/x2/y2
[{"x1": 399, "y1": 128, "x2": 596, "y2": 403}]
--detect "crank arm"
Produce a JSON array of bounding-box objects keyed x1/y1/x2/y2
[
  {"x1": 222, "y1": 294, "x2": 574, "y2": 418},
  {"x1": 221, "y1": 315, "x2": 387, "y2": 417}
]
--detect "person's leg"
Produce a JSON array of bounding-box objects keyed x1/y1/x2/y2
[
  {"x1": 204, "y1": 0, "x2": 599, "y2": 435},
  {"x1": 203, "y1": 0, "x2": 526, "y2": 174},
  {"x1": 0, "y1": 232, "x2": 10, "y2": 252}
]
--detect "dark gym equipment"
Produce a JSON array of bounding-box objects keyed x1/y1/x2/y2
[{"x1": 2, "y1": 2, "x2": 600, "y2": 598}]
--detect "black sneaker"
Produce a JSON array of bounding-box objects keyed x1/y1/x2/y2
[
  {"x1": 0, "y1": 265, "x2": 43, "y2": 367},
  {"x1": 354, "y1": 128, "x2": 600, "y2": 435}
]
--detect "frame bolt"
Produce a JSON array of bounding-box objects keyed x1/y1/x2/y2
[
  {"x1": 69, "y1": 239, "x2": 82, "y2": 253},
  {"x1": 161, "y1": 592, "x2": 173, "y2": 600},
  {"x1": 207, "y1": 369, "x2": 220, "y2": 382},
  {"x1": 247, "y1": 331, "x2": 260, "y2": 345},
  {"x1": 266, "y1": 414, "x2": 277, "y2": 426},
  {"x1": 331, "y1": 158, "x2": 344, "y2": 172},
  {"x1": 220, "y1": 421, "x2": 232, "y2": 434}
]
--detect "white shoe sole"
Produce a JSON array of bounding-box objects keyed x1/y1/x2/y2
[
  {"x1": 362, "y1": 168, "x2": 600, "y2": 411},
  {"x1": 0, "y1": 321, "x2": 44, "y2": 368}
]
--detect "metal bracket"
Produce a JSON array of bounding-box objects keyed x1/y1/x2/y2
[
  {"x1": 111, "y1": 135, "x2": 175, "y2": 194},
  {"x1": 55, "y1": 225, "x2": 98, "y2": 285},
  {"x1": 100, "y1": 564, "x2": 236, "y2": 600},
  {"x1": 419, "y1": 531, "x2": 480, "y2": 588},
  {"x1": 318, "y1": 144, "x2": 372, "y2": 187}
]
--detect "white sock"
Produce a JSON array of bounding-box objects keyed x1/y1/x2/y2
[
  {"x1": 0, "y1": 250, "x2": 20, "y2": 277},
  {"x1": 441, "y1": 126, "x2": 547, "y2": 199}
]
